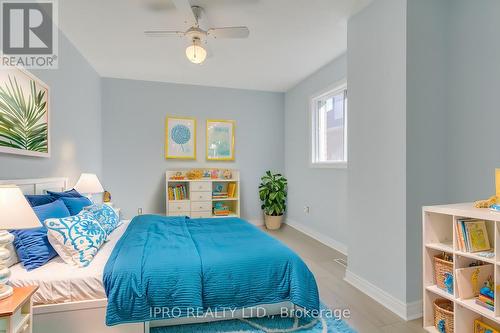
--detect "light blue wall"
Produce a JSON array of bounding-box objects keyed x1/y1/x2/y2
[
  {"x1": 284, "y1": 54, "x2": 348, "y2": 253},
  {"x1": 445, "y1": 0, "x2": 500, "y2": 203},
  {"x1": 406, "y1": 0, "x2": 500, "y2": 304},
  {"x1": 346, "y1": 0, "x2": 407, "y2": 303},
  {"x1": 0, "y1": 33, "x2": 102, "y2": 186},
  {"x1": 406, "y1": 0, "x2": 449, "y2": 304},
  {"x1": 101, "y1": 78, "x2": 284, "y2": 219}
]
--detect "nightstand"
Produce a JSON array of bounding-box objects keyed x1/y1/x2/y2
[{"x1": 0, "y1": 286, "x2": 38, "y2": 333}]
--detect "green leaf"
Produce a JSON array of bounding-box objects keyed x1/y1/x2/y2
[
  {"x1": 0, "y1": 75, "x2": 48, "y2": 153},
  {"x1": 258, "y1": 171, "x2": 288, "y2": 215}
]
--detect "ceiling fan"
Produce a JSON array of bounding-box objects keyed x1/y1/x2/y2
[{"x1": 145, "y1": 0, "x2": 250, "y2": 64}]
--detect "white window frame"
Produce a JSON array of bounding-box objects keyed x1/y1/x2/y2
[{"x1": 310, "y1": 80, "x2": 348, "y2": 169}]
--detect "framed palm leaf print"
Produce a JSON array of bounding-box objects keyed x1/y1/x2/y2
[{"x1": 0, "y1": 67, "x2": 50, "y2": 157}]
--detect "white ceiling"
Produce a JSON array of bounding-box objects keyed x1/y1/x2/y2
[{"x1": 59, "y1": 0, "x2": 372, "y2": 92}]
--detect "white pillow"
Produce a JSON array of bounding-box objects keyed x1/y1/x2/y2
[
  {"x1": 43, "y1": 211, "x2": 106, "y2": 267},
  {"x1": 6, "y1": 243, "x2": 19, "y2": 267}
]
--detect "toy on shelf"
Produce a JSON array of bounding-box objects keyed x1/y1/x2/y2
[
  {"x1": 223, "y1": 169, "x2": 232, "y2": 179},
  {"x1": 186, "y1": 169, "x2": 203, "y2": 180},
  {"x1": 475, "y1": 169, "x2": 500, "y2": 209},
  {"x1": 202, "y1": 170, "x2": 211, "y2": 178},
  {"x1": 474, "y1": 195, "x2": 498, "y2": 208},
  {"x1": 170, "y1": 171, "x2": 186, "y2": 180},
  {"x1": 475, "y1": 276, "x2": 494, "y2": 311}
]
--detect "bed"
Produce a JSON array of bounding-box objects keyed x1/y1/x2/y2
[
  {"x1": 10, "y1": 220, "x2": 130, "y2": 305},
  {"x1": 1, "y1": 177, "x2": 319, "y2": 333}
]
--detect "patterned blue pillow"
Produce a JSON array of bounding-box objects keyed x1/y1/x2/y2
[
  {"x1": 84, "y1": 204, "x2": 121, "y2": 237},
  {"x1": 43, "y1": 211, "x2": 106, "y2": 267}
]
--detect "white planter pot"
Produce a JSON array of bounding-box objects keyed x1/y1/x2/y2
[{"x1": 264, "y1": 214, "x2": 284, "y2": 230}]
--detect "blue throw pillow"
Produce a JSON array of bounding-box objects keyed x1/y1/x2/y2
[
  {"x1": 47, "y1": 189, "x2": 82, "y2": 199},
  {"x1": 11, "y1": 200, "x2": 71, "y2": 271},
  {"x1": 25, "y1": 195, "x2": 57, "y2": 207},
  {"x1": 60, "y1": 196, "x2": 93, "y2": 215},
  {"x1": 85, "y1": 204, "x2": 121, "y2": 237}
]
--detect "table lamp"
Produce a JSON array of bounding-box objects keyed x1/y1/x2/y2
[
  {"x1": 0, "y1": 185, "x2": 41, "y2": 299},
  {"x1": 74, "y1": 173, "x2": 104, "y2": 203}
]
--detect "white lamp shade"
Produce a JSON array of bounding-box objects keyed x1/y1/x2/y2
[
  {"x1": 185, "y1": 39, "x2": 207, "y2": 64},
  {"x1": 0, "y1": 185, "x2": 41, "y2": 230},
  {"x1": 74, "y1": 173, "x2": 104, "y2": 194}
]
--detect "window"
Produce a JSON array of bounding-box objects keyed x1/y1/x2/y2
[{"x1": 311, "y1": 82, "x2": 347, "y2": 167}]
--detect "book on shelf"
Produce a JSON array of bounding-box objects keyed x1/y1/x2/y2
[
  {"x1": 455, "y1": 218, "x2": 491, "y2": 253},
  {"x1": 168, "y1": 184, "x2": 188, "y2": 200},
  {"x1": 475, "y1": 319, "x2": 500, "y2": 333},
  {"x1": 213, "y1": 202, "x2": 230, "y2": 216},
  {"x1": 212, "y1": 191, "x2": 228, "y2": 199},
  {"x1": 227, "y1": 183, "x2": 236, "y2": 198},
  {"x1": 475, "y1": 298, "x2": 494, "y2": 311}
]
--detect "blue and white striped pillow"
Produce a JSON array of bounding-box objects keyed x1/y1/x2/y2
[{"x1": 43, "y1": 211, "x2": 106, "y2": 267}]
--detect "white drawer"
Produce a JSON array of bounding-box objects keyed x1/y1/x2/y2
[
  {"x1": 168, "y1": 201, "x2": 190, "y2": 212},
  {"x1": 191, "y1": 211, "x2": 212, "y2": 218},
  {"x1": 167, "y1": 211, "x2": 190, "y2": 217},
  {"x1": 191, "y1": 181, "x2": 211, "y2": 192},
  {"x1": 191, "y1": 201, "x2": 212, "y2": 212},
  {"x1": 191, "y1": 191, "x2": 211, "y2": 201}
]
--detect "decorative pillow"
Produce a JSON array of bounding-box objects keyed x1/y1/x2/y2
[
  {"x1": 25, "y1": 194, "x2": 57, "y2": 207},
  {"x1": 60, "y1": 196, "x2": 92, "y2": 215},
  {"x1": 84, "y1": 204, "x2": 121, "y2": 237},
  {"x1": 43, "y1": 211, "x2": 106, "y2": 267},
  {"x1": 47, "y1": 189, "x2": 82, "y2": 199},
  {"x1": 11, "y1": 200, "x2": 71, "y2": 271}
]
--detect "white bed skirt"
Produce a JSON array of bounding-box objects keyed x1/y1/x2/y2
[{"x1": 33, "y1": 299, "x2": 295, "y2": 333}]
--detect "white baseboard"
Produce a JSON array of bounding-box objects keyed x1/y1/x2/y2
[
  {"x1": 285, "y1": 219, "x2": 348, "y2": 255},
  {"x1": 406, "y1": 299, "x2": 423, "y2": 321},
  {"x1": 344, "y1": 270, "x2": 422, "y2": 321}
]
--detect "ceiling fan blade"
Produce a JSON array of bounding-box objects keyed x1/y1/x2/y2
[
  {"x1": 204, "y1": 42, "x2": 214, "y2": 58},
  {"x1": 207, "y1": 27, "x2": 250, "y2": 39},
  {"x1": 172, "y1": 0, "x2": 197, "y2": 26},
  {"x1": 144, "y1": 30, "x2": 185, "y2": 37}
]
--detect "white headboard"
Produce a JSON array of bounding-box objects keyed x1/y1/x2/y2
[{"x1": 0, "y1": 177, "x2": 69, "y2": 195}]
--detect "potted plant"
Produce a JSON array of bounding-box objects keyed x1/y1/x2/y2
[{"x1": 259, "y1": 171, "x2": 287, "y2": 230}]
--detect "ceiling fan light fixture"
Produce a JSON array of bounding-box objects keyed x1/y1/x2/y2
[{"x1": 185, "y1": 38, "x2": 207, "y2": 64}]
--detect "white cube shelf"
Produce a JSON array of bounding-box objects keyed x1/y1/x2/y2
[
  {"x1": 423, "y1": 203, "x2": 500, "y2": 332},
  {"x1": 165, "y1": 169, "x2": 240, "y2": 218}
]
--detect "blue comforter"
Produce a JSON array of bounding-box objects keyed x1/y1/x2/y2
[{"x1": 104, "y1": 215, "x2": 319, "y2": 326}]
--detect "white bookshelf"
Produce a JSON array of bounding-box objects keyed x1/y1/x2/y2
[
  {"x1": 423, "y1": 203, "x2": 500, "y2": 332},
  {"x1": 165, "y1": 169, "x2": 240, "y2": 218}
]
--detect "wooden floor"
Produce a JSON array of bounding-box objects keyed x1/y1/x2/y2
[{"x1": 262, "y1": 224, "x2": 425, "y2": 333}]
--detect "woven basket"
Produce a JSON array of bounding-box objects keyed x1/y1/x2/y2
[
  {"x1": 434, "y1": 299, "x2": 454, "y2": 333},
  {"x1": 434, "y1": 254, "x2": 453, "y2": 292}
]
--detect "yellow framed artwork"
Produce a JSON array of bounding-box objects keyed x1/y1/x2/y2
[
  {"x1": 475, "y1": 319, "x2": 499, "y2": 333},
  {"x1": 165, "y1": 116, "x2": 196, "y2": 159},
  {"x1": 206, "y1": 119, "x2": 235, "y2": 161}
]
